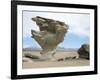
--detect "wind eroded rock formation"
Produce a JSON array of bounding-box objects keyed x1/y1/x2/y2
[{"x1": 31, "y1": 16, "x2": 69, "y2": 60}]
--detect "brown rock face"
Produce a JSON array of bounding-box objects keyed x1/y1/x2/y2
[
  {"x1": 31, "y1": 16, "x2": 69, "y2": 60},
  {"x1": 78, "y1": 44, "x2": 90, "y2": 59}
]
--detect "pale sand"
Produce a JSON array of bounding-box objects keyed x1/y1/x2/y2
[{"x1": 22, "y1": 51, "x2": 89, "y2": 69}]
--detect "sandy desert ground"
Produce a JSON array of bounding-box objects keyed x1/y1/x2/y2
[{"x1": 22, "y1": 51, "x2": 89, "y2": 69}]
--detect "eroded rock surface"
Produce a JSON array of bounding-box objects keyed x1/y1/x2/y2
[
  {"x1": 78, "y1": 44, "x2": 90, "y2": 59},
  {"x1": 31, "y1": 16, "x2": 69, "y2": 60}
]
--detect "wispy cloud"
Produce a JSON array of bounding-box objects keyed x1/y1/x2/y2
[
  {"x1": 67, "y1": 14, "x2": 90, "y2": 37},
  {"x1": 23, "y1": 11, "x2": 90, "y2": 38}
]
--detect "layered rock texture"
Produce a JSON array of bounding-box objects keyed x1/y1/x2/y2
[{"x1": 31, "y1": 16, "x2": 69, "y2": 60}]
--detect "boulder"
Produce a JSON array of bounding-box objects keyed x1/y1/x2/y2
[
  {"x1": 24, "y1": 53, "x2": 40, "y2": 59},
  {"x1": 22, "y1": 57, "x2": 33, "y2": 62},
  {"x1": 57, "y1": 58, "x2": 64, "y2": 61},
  {"x1": 78, "y1": 44, "x2": 90, "y2": 59}
]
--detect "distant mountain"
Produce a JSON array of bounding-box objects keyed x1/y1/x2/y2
[
  {"x1": 56, "y1": 47, "x2": 78, "y2": 52},
  {"x1": 23, "y1": 46, "x2": 78, "y2": 52},
  {"x1": 23, "y1": 47, "x2": 41, "y2": 51}
]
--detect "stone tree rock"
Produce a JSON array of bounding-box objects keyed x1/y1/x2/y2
[
  {"x1": 78, "y1": 44, "x2": 90, "y2": 60},
  {"x1": 31, "y1": 16, "x2": 69, "y2": 60}
]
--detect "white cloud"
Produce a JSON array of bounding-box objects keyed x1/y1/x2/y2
[
  {"x1": 23, "y1": 11, "x2": 90, "y2": 38},
  {"x1": 67, "y1": 14, "x2": 90, "y2": 37}
]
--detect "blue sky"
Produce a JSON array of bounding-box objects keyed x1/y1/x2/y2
[{"x1": 22, "y1": 11, "x2": 90, "y2": 48}]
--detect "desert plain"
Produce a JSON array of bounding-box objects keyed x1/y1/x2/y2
[{"x1": 22, "y1": 50, "x2": 89, "y2": 69}]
